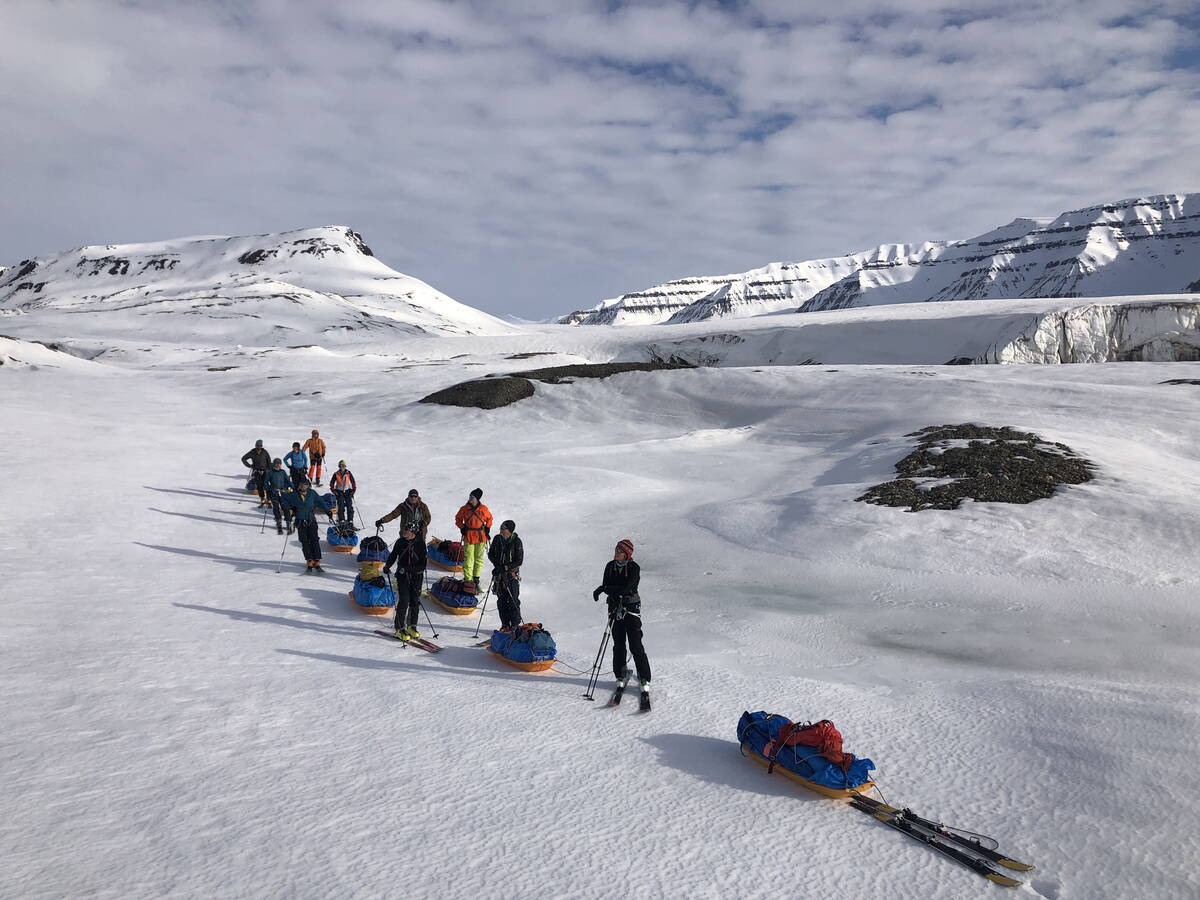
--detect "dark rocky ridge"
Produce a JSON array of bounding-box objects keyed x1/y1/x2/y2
[{"x1": 420, "y1": 361, "x2": 695, "y2": 409}]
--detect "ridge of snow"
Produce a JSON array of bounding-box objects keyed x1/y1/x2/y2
[
  {"x1": 561, "y1": 192, "x2": 1200, "y2": 326},
  {"x1": 0, "y1": 225, "x2": 518, "y2": 346}
]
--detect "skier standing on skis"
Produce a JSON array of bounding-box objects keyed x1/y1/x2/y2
[
  {"x1": 376, "y1": 488, "x2": 431, "y2": 543},
  {"x1": 593, "y1": 539, "x2": 651, "y2": 698},
  {"x1": 282, "y1": 479, "x2": 334, "y2": 572},
  {"x1": 330, "y1": 460, "x2": 357, "y2": 524},
  {"x1": 384, "y1": 521, "x2": 427, "y2": 639},
  {"x1": 454, "y1": 488, "x2": 492, "y2": 587},
  {"x1": 283, "y1": 442, "x2": 308, "y2": 488},
  {"x1": 241, "y1": 439, "x2": 272, "y2": 505},
  {"x1": 264, "y1": 458, "x2": 295, "y2": 535},
  {"x1": 302, "y1": 429, "x2": 327, "y2": 487},
  {"x1": 487, "y1": 519, "x2": 523, "y2": 630}
]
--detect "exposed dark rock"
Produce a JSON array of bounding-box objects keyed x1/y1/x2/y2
[
  {"x1": 1186, "y1": 278, "x2": 1200, "y2": 292},
  {"x1": 858, "y1": 424, "x2": 1095, "y2": 511},
  {"x1": 1160, "y1": 378, "x2": 1200, "y2": 385},
  {"x1": 346, "y1": 230, "x2": 374, "y2": 256},
  {"x1": 15, "y1": 281, "x2": 46, "y2": 293},
  {"x1": 512, "y1": 360, "x2": 693, "y2": 380},
  {"x1": 207, "y1": 365, "x2": 239, "y2": 371},
  {"x1": 945, "y1": 356, "x2": 974, "y2": 365},
  {"x1": 15, "y1": 260, "x2": 37, "y2": 278},
  {"x1": 420, "y1": 376, "x2": 536, "y2": 409},
  {"x1": 506, "y1": 351, "x2": 555, "y2": 359},
  {"x1": 420, "y1": 360, "x2": 694, "y2": 409},
  {"x1": 290, "y1": 238, "x2": 343, "y2": 258},
  {"x1": 238, "y1": 249, "x2": 278, "y2": 265}
]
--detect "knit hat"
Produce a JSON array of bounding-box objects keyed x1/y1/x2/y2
[
  {"x1": 615, "y1": 539, "x2": 634, "y2": 558},
  {"x1": 273, "y1": 458, "x2": 283, "y2": 465},
  {"x1": 408, "y1": 488, "x2": 420, "y2": 498},
  {"x1": 469, "y1": 487, "x2": 483, "y2": 501},
  {"x1": 338, "y1": 459, "x2": 347, "y2": 466},
  {"x1": 255, "y1": 439, "x2": 263, "y2": 447},
  {"x1": 293, "y1": 442, "x2": 301, "y2": 448},
  {"x1": 501, "y1": 519, "x2": 516, "y2": 532}
]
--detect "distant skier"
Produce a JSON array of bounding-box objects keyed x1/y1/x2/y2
[
  {"x1": 264, "y1": 458, "x2": 295, "y2": 535},
  {"x1": 454, "y1": 488, "x2": 492, "y2": 586},
  {"x1": 488, "y1": 519, "x2": 523, "y2": 630},
  {"x1": 376, "y1": 488, "x2": 431, "y2": 543},
  {"x1": 282, "y1": 479, "x2": 334, "y2": 572},
  {"x1": 283, "y1": 442, "x2": 308, "y2": 488},
  {"x1": 385, "y1": 521, "x2": 427, "y2": 639},
  {"x1": 240, "y1": 439, "x2": 272, "y2": 505},
  {"x1": 330, "y1": 460, "x2": 357, "y2": 524},
  {"x1": 302, "y1": 429, "x2": 326, "y2": 486},
  {"x1": 593, "y1": 539, "x2": 651, "y2": 697}
]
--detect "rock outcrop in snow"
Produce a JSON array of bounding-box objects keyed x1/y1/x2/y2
[
  {"x1": 0, "y1": 226, "x2": 515, "y2": 346},
  {"x1": 562, "y1": 194, "x2": 1200, "y2": 326}
]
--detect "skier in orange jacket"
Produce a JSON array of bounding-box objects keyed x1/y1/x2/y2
[
  {"x1": 302, "y1": 429, "x2": 327, "y2": 486},
  {"x1": 454, "y1": 488, "x2": 493, "y2": 586}
]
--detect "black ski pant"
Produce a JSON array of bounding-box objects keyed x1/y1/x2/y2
[
  {"x1": 296, "y1": 518, "x2": 321, "y2": 563},
  {"x1": 289, "y1": 467, "x2": 306, "y2": 488},
  {"x1": 393, "y1": 572, "x2": 422, "y2": 630},
  {"x1": 612, "y1": 613, "x2": 651, "y2": 684},
  {"x1": 495, "y1": 572, "x2": 521, "y2": 630},
  {"x1": 252, "y1": 470, "x2": 268, "y2": 500},
  {"x1": 335, "y1": 492, "x2": 354, "y2": 523},
  {"x1": 269, "y1": 496, "x2": 293, "y2": 528}
]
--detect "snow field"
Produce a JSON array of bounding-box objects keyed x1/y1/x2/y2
[{"x1": 2, "y1": 345, "x2": 1200, "y2": 899}]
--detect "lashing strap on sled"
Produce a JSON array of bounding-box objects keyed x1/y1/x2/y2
[{"x1": 763, "y1": 718, "x2": 854, "y2": 774}]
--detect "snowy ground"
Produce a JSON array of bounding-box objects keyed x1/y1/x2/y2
[{"x1": 2, "y1": 324, "x2": 1200, "y2": 899}]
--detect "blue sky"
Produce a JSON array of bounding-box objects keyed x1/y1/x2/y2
[{"x1": 2, "y1": 0, "x2": 1198, "y2": 319}]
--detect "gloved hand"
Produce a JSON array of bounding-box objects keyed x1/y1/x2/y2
[
  {"x1": 375, "y1": 519, "x2": 383, "y2": 530},
  {"x1": 593, "y1": 587, "x2": 603, "y2": 602},
  {"x1": 460, "y1": 528, "x2": 467, "y2": 537},
  {"x1": 383, "y1": 566, "x2": 391, "y2": 574}
]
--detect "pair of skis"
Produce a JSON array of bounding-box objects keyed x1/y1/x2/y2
[
  {"x1": 848, "y1": 793, "x2": 1034, "y2": 887},
  {"x1": 373, "y1": 630, "x2": 442, "y2": 653},
  {"x1": 607, "y1": 682, "x2": 651, "y2": 713}
]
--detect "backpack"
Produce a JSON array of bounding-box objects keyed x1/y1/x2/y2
[
  {"x1": 762, "y1": 719, "x2": 853, "y2": 773},
  {"x1": 437, "y1": 576, "x2": 475, "y2": 595},
  {"x1": 331, "y1": 521, "x2": 357, "y2": 539}
]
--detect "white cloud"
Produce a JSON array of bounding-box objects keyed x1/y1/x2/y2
[{"x1": 1, "y1": 0, "x2": 1197, "y2": 318}]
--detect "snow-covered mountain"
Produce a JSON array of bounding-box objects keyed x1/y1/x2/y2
[
  {"x1": 562, "y1": 193, "x2": 1200, "y2": 325},
  {"x1": 0, "y1": 226, "x2": 515, "y2": 345}
]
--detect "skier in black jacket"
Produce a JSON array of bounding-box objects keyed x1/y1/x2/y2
[
  {"x1": 385, "y1": 522, "x2": 427, "y2": 639},
  {"x1": 593, "y1": 538, "x2": 651, "y2": 693},
  {"x1": 487, "y1": 519, "x2": 524, "y2": 630},
  {"x1": 241, "y1": 439, "x2": 272, "y2": 504}
]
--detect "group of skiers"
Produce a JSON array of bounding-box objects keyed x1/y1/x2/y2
[{"x1": 240, "y1": 434, "x2": 652, "y2": 696}]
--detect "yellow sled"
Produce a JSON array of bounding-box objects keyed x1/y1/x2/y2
[{"x1": 741, "y1": 743, "x2": 874, "y2": 799}]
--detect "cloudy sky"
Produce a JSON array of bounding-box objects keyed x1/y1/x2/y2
[{"x1": 3, "y1": 1, "x2": 1198, "y2": 319}]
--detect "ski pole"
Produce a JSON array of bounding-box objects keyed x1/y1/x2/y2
[
  {"x1": 472, "y1": 574, "x2": 496, "y2": 639},
  {"x1": 583, "y1": 613, "x2": 615, "y2": 700},
  {"x1": 419, "y1": 596, "x2": 439, "y2": 639},
  {"x1": 260, "y1": 500, "x2": 270, "y2": 534},
  {"x1": 274, "y1": 528, "x2": 291, "y2": 573}
]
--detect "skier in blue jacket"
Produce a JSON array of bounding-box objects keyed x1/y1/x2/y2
[
  {"x1": 283, "y1": 479, "x2": 334, "y2": 572},
  {"x1": 264, "y1": 459, "x2": 295, "y2": 535},
  {"x1": 283, "y1": 443, "x2": 309, "y2": 489}
]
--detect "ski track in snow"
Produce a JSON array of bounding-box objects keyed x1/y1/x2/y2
[{"x1": 2, "y1": 341, "x2": 1200, "y2": 900}]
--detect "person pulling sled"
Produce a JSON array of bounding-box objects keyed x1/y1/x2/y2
[
  {"x1": 330, "y1": 460, "x2": 357, "y2": 524},
  {"x1": 454, "y1": 488, "x2": 492, "y2": 586},
  {"x1": 488, "y1": 519, "x2": 523, "y2": 630},
  {"x1": 593, "y1": 539, "x2": 651, "y2": 707},
  {"x1": 376, "y1": 488, "x2": 431, "y2": 543},
  {"x1": 264, "y1": 458, "x2": 295, "y2": 534},
  {"x1": 241, "y1": 439, "x2": 272, "y2": 505},
  {"x1": 284, "y1": 443, "x2": 309, "y2": 488},
  {"x1": 283, "y1": 479, "x2": 334, "y2": 572},
  {"x1": 385, "y1": 521, "x2": 427, "y2": 639}
]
